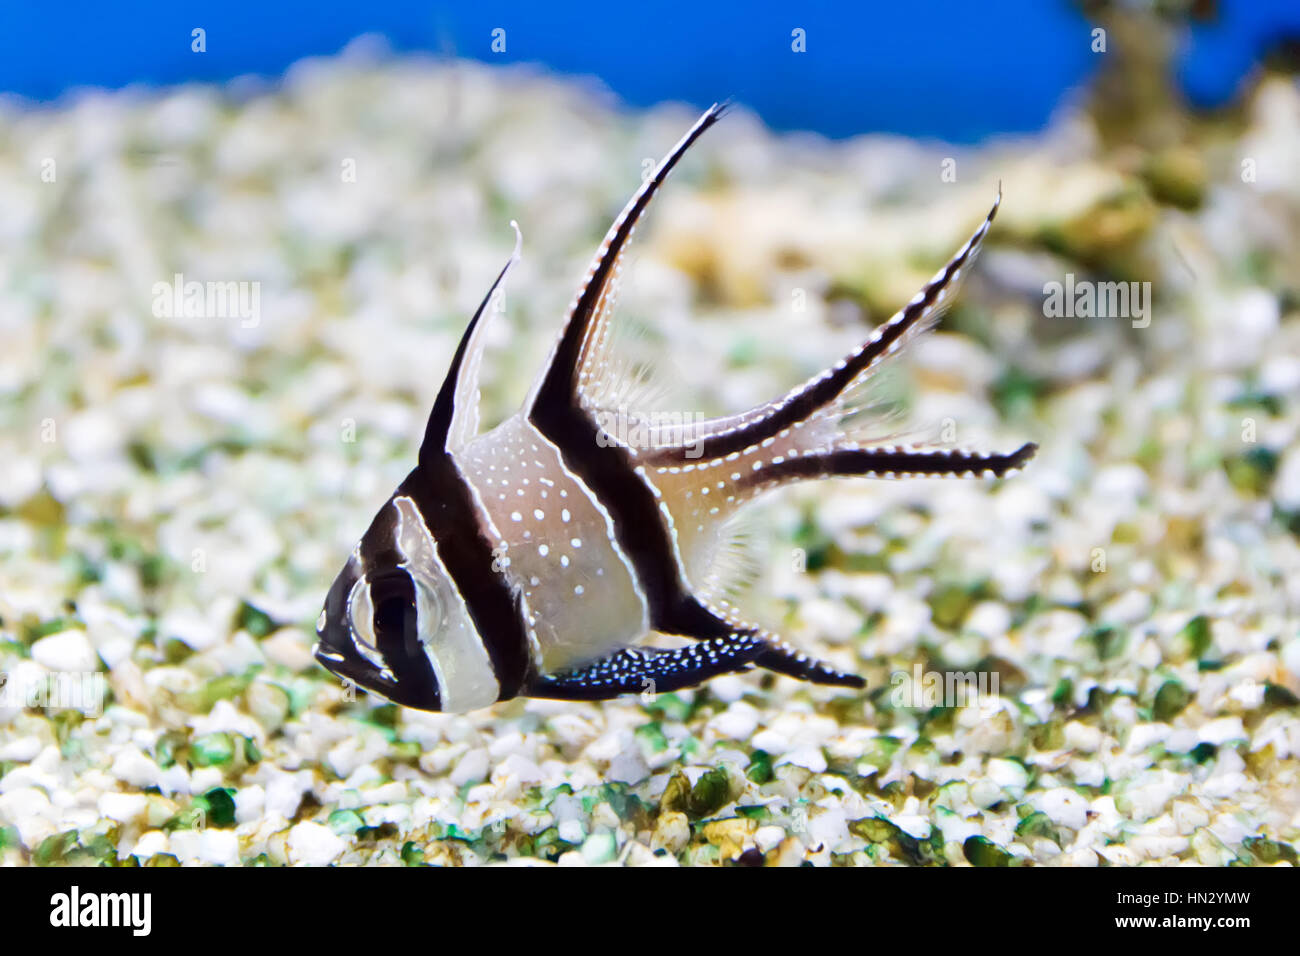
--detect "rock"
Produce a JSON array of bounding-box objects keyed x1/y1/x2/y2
[
  {"x1": 580, "y1": 829, "x2": 618, "y2": 864},
  {"x1": 97, "y1": 791, "x2": 149, "y2": 824},
  {"x1": 287, "y1": 821, "x2": 347, "y2": 865},
  {"x1": 606, "y1": 743, "x2": 649, "y2": 786},
  {"x1": 199, "y1": 829, "x2": 240, "y2": 865},
  {"x1": 1035, "y1": 788, "x2": 1089, "y2": 831},
  {"x1": 754, "y1": 825, "x2": 786, "y2": 853},
  {"x1": 711, "y1": 702, "x2": 760, "y2": 740},
  {"x1": 651, "y1": 810, "x2": 690, "y2": 855},
  {"x1": 110, "y1": 748, "x2": 163, "y2": 789},
  {"x1": 0, "y1": 736, "x2": 42, "y2": 762},
  {"x1": 30, "y1": 630, "x2": 98, "y2": 672},
  {"x1": 450, "y1": 747, "x2": 490, "y2": 787}
]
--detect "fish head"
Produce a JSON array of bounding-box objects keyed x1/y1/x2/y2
[
  {"x1": 313, "y1": 552, "x2": 443, "y2": 711},
  {"x1": 313, "y1": 492, "x2": 507, "y2": 713},
  {"x1": 312, "y1": 495, "x2": 449, "y2": 711}
]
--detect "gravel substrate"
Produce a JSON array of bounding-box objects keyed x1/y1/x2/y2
[{"x1": 1, "y1": 54, "x2": 1298, "y2": 866}]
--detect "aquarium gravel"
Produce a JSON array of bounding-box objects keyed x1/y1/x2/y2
[{"x1": 1, "y1": 54, "x2": 1298, "y2": 866}]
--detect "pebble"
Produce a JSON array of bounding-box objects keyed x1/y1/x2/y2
[
  {"x1": 1199, "y1": 717, "x2": 1246, "y2": 746},
  {"x1": 754, "y1": 825, "x2": 786, "y2": 853},
  {"x1": 97, "y1": 791, "x2": 149, "y2": 824},
  {"x1": 199, "y1": 829, "x2": 241, "y2": 865},
  {"x1": 651, "y1": 811, "x2": 690, "y2": 855},
  {"x1": 110, "y1": 747, "x2": 163, "y2": 790},
  {"x1": 1035, "y1": 788, "x2": 1089, "y2": 831},
  {"x1": 131, "y1": 830, "x2": 169, "y2": 858},
  {"x1": 710, "y1": 702, "x2": 760, "y2": 740},
  {"x1": 287, "y1": 822, "x2": 348, "y2": 865},
  {"x1": 451, "y1": 748, "x2": 490, "y2": 787},
  {"x1": 986, "y1": 758, "x2": 1029, "y2": 794},
  {"x1": 606, "y1": 744, "x2": 649, "y2": 786},
  {"x1": 30, "y1": 630, "x2": 98, "y2": 672},
  {"x1": 0, "y1": 736, "x2": 42, "y2": 762}
]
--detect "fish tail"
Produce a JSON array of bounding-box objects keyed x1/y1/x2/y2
[{"x1": 644, "y1": 189, "x2": 1002, "y2": 469}]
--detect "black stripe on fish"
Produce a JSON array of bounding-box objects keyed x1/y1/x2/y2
[
  {"x1": 528, "y1": 102, "x2": 740, "y2": 641},
  {"x1": 531, "y1": 396, "x2": 737, "y2": 640},
  {"x1": 530, "y1": 102, "x2": 727, "y2": 416},
  {"x1": 319, "y1": 545, "x2": 443, "y2": 710},
  {"x1": 411, "y1": 243, "x2": 534, "y2": 700},
  {"x1": 367, "y1": 566, "x2": 442, "y2": 709},
  {"x1": 397, "y1": 466, "x2": 531, "y2": 699}
]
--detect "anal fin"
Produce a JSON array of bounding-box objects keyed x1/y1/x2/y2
[
  {"x1": 528, "y1": 632, "x2": 766, "y2": 701},
  {"x1": 754, "y1": 637, "x2": 865, "y2": 688}
]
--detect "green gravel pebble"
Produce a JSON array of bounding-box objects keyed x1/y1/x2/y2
[
  {"x1": 33, "y1": 830, "x2": 80, "y2": 866},
  {"x1": 400, "y1": 841, "x2": 425, "y2": 866},
  {"x1": 745, "y1": 750, "x2": 773, "y2": 784},
  {"x1": 178, "y1": 673, "x2": 253, "y2": 714},
  {"x1": 195, "y1": 787, "x2": 238, "y2": 828},
  {"x1": 634, "y1": 722, "x2": 668, "y2": 754},
  {"x1": 1241, "y1": 837, "x2": 1297, "y2": 865},
  {"x1": 1177, "y1": 615, "x2": 1212, "y2": 660},
  {"x1": 646, "y1": 693, "x2": 693, "y2": 722},
  {"x1": 328, "y1": 809, "x2": 366, "y2": 836},
  {"x1": 687, "y1": 767, "x2": 733, "y2": 819},
  {"x1": 963, "y1": 835, "x2": 1017, "y2": 867},
  {"x1": 1153, "y1": 680, "x2": 1191, "y2": 722},
  {"x1": 850, "y1": 816, "x2": 945, "y2": 866},
  {"x1": 1015, "y1": 811, "x2": 1062, "y2": 846},
  {"x1": 236, "y1": 601, "x2": 277, "y2": 639},
  {"x1": 581, "y1": 829, "x2": 618, "y2": 864},
  {"x1": 191, "y1": 732, "x2": 235, "y2": 767},
  {"x1": 659, "y1": 772, "x2": 690, "y2": 814}
]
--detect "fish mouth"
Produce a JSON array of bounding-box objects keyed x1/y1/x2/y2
[
  {"x1": 312, "y1": 640, "x2": 441, "y2": 711},
  {"x1": 311, "y1": 640, "x2": 399, "y2": 696}
]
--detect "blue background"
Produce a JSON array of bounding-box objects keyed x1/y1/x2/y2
[{"x1": 1, "y1": 1, "x2": 1298, "y2": 141}]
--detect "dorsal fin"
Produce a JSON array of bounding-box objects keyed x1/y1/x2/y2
[
  {"x1": 526, "y1": 103, "x2": 727, "y2": 419},
  {"x1": 419, "y1": 222, "x2": 522, "y2": 464}
]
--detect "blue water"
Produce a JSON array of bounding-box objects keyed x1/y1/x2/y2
[{"x1": 1, "y1": 0, "x2": 1297, "y2": 141}]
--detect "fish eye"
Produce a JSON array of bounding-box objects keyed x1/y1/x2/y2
[
  {"x1": 362, "y1": 571, "x2": 417, "y2": 658},
  {"x1": 346, "y1": 568, "x2": 442, "y2": 670}
]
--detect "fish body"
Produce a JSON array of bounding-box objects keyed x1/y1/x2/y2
[{"x1": 313, "y1": 105, "x2": 1036, "y2": 712}]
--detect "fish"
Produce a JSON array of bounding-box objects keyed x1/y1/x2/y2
[{"x1": 313, "y1": 103, "x2": 1037, "y2": 712}]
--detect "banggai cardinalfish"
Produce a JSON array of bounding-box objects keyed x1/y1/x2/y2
[{"x1": 313, "y1": 104, "x2": 1036, "y2": 712}]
